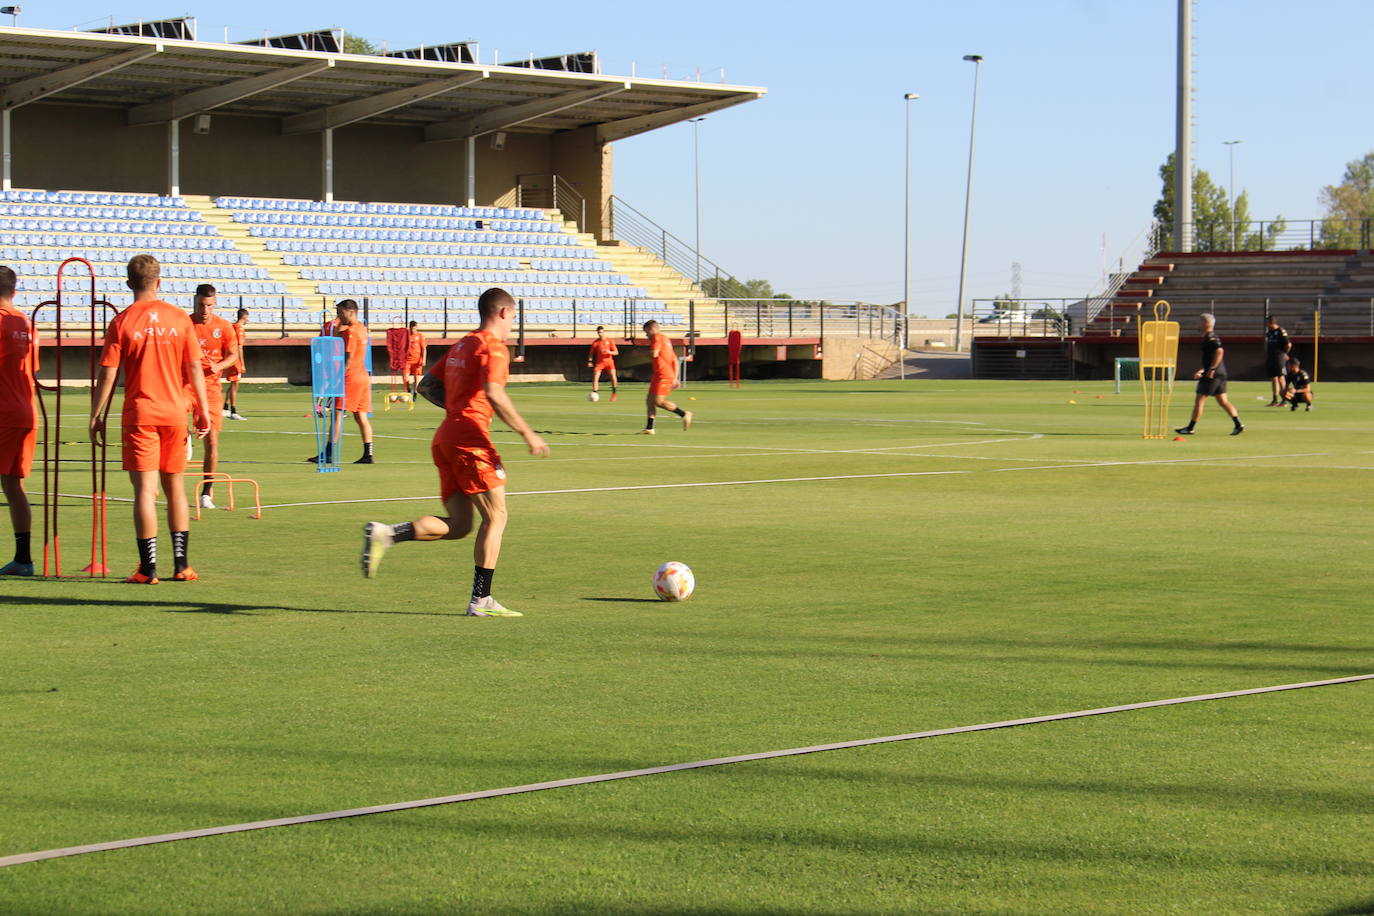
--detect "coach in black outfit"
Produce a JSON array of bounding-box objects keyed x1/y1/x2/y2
[
  {"x1": 1176, "y1": 313, "x2": 1244, "y2": 436},
  {"x1": 1264, "y1": 315, "x2": 1291, "y2": 406}
]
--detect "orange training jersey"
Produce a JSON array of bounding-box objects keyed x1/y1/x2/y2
[
  {"x1": 233, "y1": 320, "x2": 246, "y2": 366},
  {"x1": 650, "y1": 334, "x2": 678, "y2": 380},
  {"x1": 429, "y1": 329, "x2": 509, "y2": 449},
  {"x1": 589, "y1": 338, "x2": 618, "y2": 363},
  {"x1": 408, "y1": 330, "x2": 426, "y2": 363},
  {"x1": 100, "y1": 300, "x2": 202, "y2": 426},
  {"x1": 336, "y1": 321, "x2": 369, "y2": 379},
  {"x1": 0, "y1": 301, "x2": 37, "y2": 429},
  {"x1": 193, "y1": 314, "x2": 236, "y2": 380}
]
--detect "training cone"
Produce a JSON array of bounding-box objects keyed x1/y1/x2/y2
[
  {"x1": 1067, "y1": 399, "x2": 1076, "y2": 404},
  {"x1": 1096, "y1": 395, "x2": 1104, "y2": 399},
  {"x1": 1173, "y1": 436, "x2": 1185, "y2": 442}
]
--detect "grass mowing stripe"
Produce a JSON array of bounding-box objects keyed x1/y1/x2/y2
[{"x1": 4, "y1": 673, "x2": 1369, "y2": 869}]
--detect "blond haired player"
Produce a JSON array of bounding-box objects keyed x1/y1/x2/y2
[
  {"x1": 639, "y1": 319, "x2": 691, "y2": 434},
  {"x1": 0, "y1": 266, "x2": 37, "y2": 576},
  {"x1": 91, "y1": 255, "x2": 210, "y2": 583},
  {"x1": 188, "y1": 284, "x2": 237, "y2": 509},
  {"x1": 360, "y1": 289, "x2": 548, "y2": 617}
]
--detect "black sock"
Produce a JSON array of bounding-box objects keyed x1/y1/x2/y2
[
  {"x1": 645, "y1": 416, "x2": 656, "y2": 430},
  {"x1": 363, "y1": 442, "x2": 374, "y2": 458},
  {"x1": 137, "y1": 537, "x2": 157, "y2": 578},
  {"x1": 670, "y1": 407, "x2": 686, "y2": 418},
  {"x1": 393, "y1": 521, "x2": 416, "y2": 543},
  {"x1": 472, "y1": 566, "x2": 494, "y2": 600},
  {"x1": 1233, "y1": 415, "x2": 1243, "y2": 428},
  {"x1": 14, "y1": 531, "x2": 31, "y2": 565},
  {"x1": 172, "y1": 530, "x2": 189, "y2": 574}
]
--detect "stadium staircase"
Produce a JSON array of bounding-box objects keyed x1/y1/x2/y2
[{"x1": 1082, "y1": 251, "x2": 1374, "y2": 337}]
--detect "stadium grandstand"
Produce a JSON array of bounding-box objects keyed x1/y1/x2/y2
[
  {"x1": 0, "y1": 19, "x2": 905, "y2": 382},
  {"x1": 970, "y1": 226, "x2": 1374, "y2": 382}
]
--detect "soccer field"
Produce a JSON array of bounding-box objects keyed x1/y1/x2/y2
[{"x1": 3, "y1": 378, "x2": 1372, "y2": 915}]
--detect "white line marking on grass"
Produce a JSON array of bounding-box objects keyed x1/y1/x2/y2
[
  {"x1": 3, "y1": 673, "x2": 1369, "y2": 869},
  {"x1": 251, "y1": 452, "x2": 1328, "y2": 510}
]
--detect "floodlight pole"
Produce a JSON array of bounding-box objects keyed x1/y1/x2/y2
[
  {"x1": 690, "y1": 117, "x2": 704, "y2": 289},
  {"x1": 1224, "y1": 140, "x2": 1241, "y2": 250},
  {"x1": 1175, "y1": 0, "x2": 1193, "y2": 252},
  {"x1": 954, "y1": 55, "x2": 983, "y2": 354},
  {"x1": 902, "y1": 93, "x2": 920, "y2": 377}
]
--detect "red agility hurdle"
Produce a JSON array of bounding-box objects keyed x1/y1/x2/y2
[{"x1": 30, "y1": 258, "x2": 120, "y2": 578}]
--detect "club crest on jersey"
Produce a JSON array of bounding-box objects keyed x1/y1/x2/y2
[{"x1": 213, "y1": 329, "x2": 222, "y2": 338}]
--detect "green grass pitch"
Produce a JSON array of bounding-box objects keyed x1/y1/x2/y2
[{"x1": 3, "y1": 378, "x2": 1372, "y2": 914}]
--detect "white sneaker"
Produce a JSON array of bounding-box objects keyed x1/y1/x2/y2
[
  {"x1": 466, "y1": 595, "x2": 522, "y2": 617},
  {"x1": 230, "y1": 411, "x2": 247, "y2": 421},
  {"x1": 221, "y1": 408, "x2": 231, "y2": 417},
  {"x1": 199, "y1": 494, "x2": 216, "y2": 510},
  {"x1": 360, "y1": 522, "x2": 393, "y2": 579},
  {"x1": 185, "y1": 433, "x2": 194, "y2": 461},
  {"x1": 636, "y1": 428, "x2": 655, "y2": 435}
]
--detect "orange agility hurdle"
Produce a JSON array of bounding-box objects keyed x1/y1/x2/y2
[{"x1": 191, "y1": 472, "x2": 262, "y2": 521}]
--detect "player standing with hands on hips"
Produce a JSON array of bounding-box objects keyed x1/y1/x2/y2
[
  {"x1": 90, "y1": 255, "x2": 211, "y2": 583},
  {"x1": 1176, "y1": 313, "x2": 1244, "y2": 436},
  {"x1": 359, "y1": 288, "x2": 549, "y2": 617},
  {"x1": 639, "y1": 320, "x2": 691, "y2": 435}
]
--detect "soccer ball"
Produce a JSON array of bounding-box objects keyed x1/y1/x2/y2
[
  {"x1": 653, "y1": 561, "x2": 695, "y2": 602},
  {"x1": 588, "y1": 391, "x2": 600, "y2": 402}
]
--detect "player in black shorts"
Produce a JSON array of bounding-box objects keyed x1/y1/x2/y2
[
  {"x1": 1263, "y1": 315, "x2": 1291, "y2": 406},
  {"x1": 1176, "y1": 313, "x2": 1244, "y2": 436},
  {"x1": 1282, "y1": 357, "x2": 1313, "y2": 411}
]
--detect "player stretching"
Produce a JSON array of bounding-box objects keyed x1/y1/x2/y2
[
  {"x1": 91, "y1": 255, "x2": 210, "y2": 583},
  {"x1": 403, "y1": 320, "x2": 427, "y2": 398},
  {"x1": 0, "y1": 267, "x2": 37, "y2": 576},
  {"x1": 1282, "y1": 358, "x2": 1314, "y2": 411},
  {"x1": 1175, "y1": 313, "x2": 1244, "y2": 436},
  {"x1": 224, "y1": 307, "x2": 248, "y2": 420},
  {"x1": 309, "y1": 299, "x2": 374, "y2": 465},
  {"x1": 1263, "y1": 315, "x2": 1291, "y2": 407},
  {"x1": 639, "y1": 320, "x2": 691, "y2": 435},
  {"x1": 588, "y1": 325, "x2": 619, "y2": 401},
  {"x1": 360, "y1": 288, "x2": 548, "y2": 617},
  {"x1": 189, "y1": 285, "x2": 238, "y2": 509}
]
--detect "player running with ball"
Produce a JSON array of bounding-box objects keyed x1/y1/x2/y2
[
  {"x1": 360, "y1": 288, "x2": 548, "y2": 617},
  {"x1": 639, "y1": 320, "x2": 691, "y2": 435}
]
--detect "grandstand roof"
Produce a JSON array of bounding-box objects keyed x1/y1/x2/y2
[{"x1": 0, "y1": 25, "x2": 764, "y2": 142}]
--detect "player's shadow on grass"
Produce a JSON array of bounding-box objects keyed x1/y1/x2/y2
[
  {"x1": 1314, "y1": 901, "x2": 1374, "y2": 916},
  {"x1": 3, "y1": 594, "x2": 460, "y2": 618},
  {"x1": 582, "y1": 597, "x2": 663, "y2": 604}
]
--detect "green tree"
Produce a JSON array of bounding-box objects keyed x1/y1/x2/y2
[
  {"x1": 1318, "y1": 151, "x2": 1374, "y2": 248},
  {"x1": 342, "y1": 34, "x2": 380, "y2": 55},
  {"x1": 1153, "y1": 153, "x2": 1284, "y2": 251}
]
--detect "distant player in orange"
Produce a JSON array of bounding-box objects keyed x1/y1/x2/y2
[
  {"x1": 90, "y1": 255, "x2": 210, "y2": 583},
  {"x1": 188, "y1": 284, "x2": 238, "y2": 510},
  {"x1": 587, "y1": 325, "x2": 619, "y2": 401},
  {"x1": 360, "y1": 288, "x2": 548, "y2": 617},
  {"x1": 403, "y1": 320, "x2": 427, "y2": 397},
  {"x1": 309, "y1": 299, "x2": 374, "y2": 465},
  {"x1": 639, "y1": 319, "x2": 691, "y2": 435},
  {"x1": 223, "y1": 307, "x2": 248, "y2": 420},
  {"x1": 0, "y1": 266, "x2": 38, "y2": 576}
]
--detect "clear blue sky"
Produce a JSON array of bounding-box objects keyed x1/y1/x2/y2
[{"x1": 23, "y1": 1, "x2": 1374, "y2": 315}]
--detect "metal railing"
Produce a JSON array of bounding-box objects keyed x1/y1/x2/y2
[
  {"x1": 1161, "y1": 218, "x2": 1374, "y2": 252},
  {"x1": 602, "y1": 195, "x2": 750, "y2": 297},
  {"x1": 515, "y1": 174, "x2": 587, "y2": 233},
  {"x1": 969, "y1": 299, "x2": 1075, "y2": 339},
  {"x1": 1070, "y1": 218, "x2": 1162, "y2": 331},
  {"x1": 993, "y1": 295, "x2": 1374, "y2": 339}
]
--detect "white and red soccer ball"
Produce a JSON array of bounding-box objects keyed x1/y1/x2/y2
[{"x1": 653, "y1": 561, "x2": 695, "y2": 602}]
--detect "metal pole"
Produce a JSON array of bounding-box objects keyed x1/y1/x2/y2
[
  {"x1": 1, "y1": 108, "x2": 11, "y2": 191},
  {"x1": 167, "y1": 119, "x2": 181, "y2": 197},
  {"x1": 690, "y1": 118, "x2": 704, "y2": 288},
  {"x1": 1175, "y1": 0, "x2": 1193, "y2": 252},
  {"x1": 322, "y1": 128, "x2": 334, "y2": 203},
  {"x1": 465, "y1": 137, "x2": 476, "y2": 208},
  {"x1": 902, "y1": 93, "x2": 919, "y2": 378},
  {"x1": 1224, "y1": 140, "x2": 1242, "y2": 249},
  {"x1": 954, "y1": 55, "x2": 983, "y2": 353}
]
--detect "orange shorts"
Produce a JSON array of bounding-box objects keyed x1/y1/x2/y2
[
  {"x1": 122, "y1": 425, "x2": 189, "y2": 473},
  {"x1": 0, "y1": 426, "x2": 37, "y2": 478},
  {"x1": 335, "y1": 377, "x2": 372, "y2": 414},
  {"x1": 593, "y1": 360, "x2": 616, "y2": 373},
  {"x1": 223, "y1": 365, "x2": 241, "y2": 381},
  {"x1": 432, "y1": 443, "x2": 507, "y2": 499},
  {"x1": 406, "y1": 361, "x2": 424, "y2": 376},
  {"x1": 651, "y1": 376, "x2": 677, "y2": 397}
]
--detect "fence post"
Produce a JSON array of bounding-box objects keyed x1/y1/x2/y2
[
  {"x1": 756, "y1": 300, "x2": 762, "y2": 337},
  {"x1": 278, "y1": 295, "x2": 285, "y2": 338},
  {"x1": 404, "y1": 298, "x2": 409, "y2": 327},
  {"x1": 820, "y1": 304, "x2": 825, "y2": 350},
  {"x1": 688, "y1": 300, "x2": 695, "y2": 361},
  {"x1": 442, "y1": 298, "x2": 448, "y2": 338},
  {"x1": 362, "y1": 296, "x2": 370, "y2": 327},
  {"x1": 572, "y1": 298, "x2": 578, "y2": 338},
  {"x1": 661, "y1": 229, "x2": 668, "y2": 260},
  {"x1": 788, "y1": 301, "x2": 794, "y2": 338},
  {"x1": 1310, "y1": 221, "x2": 1315, "y2": 250}
]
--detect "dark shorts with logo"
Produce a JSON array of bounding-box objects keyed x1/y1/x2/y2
[
  {"x1": 1197, "y1": 373, "x2": 1228, "y2": 396},
  {"x1": 1265, "y1": 354, "x2": 1287, "y2": 377}
]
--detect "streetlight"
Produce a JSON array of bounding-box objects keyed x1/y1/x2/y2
[
  {"x1": 902, "y1": 93, "x2": 920, "y2": 378},
  {"x1": 0, "y1": 6, "x2": 21, "y2": 27},
  {"x1": 1224, "y1": 139, "x2": 1242, "y2": 250},
  {"x1": 954, "y1": 54, "x2": 983, "y2": 353},
  {"x1": 689, "y1": 117, "x2": 705, "y2": 289}
]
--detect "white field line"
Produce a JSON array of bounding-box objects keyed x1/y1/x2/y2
[
  {"x1": 251, "y1": 453, "x2": 1327, "y2": 510},
  {"x1": 2, "y1": 673, "x2": 1369, "y2": 869}
]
